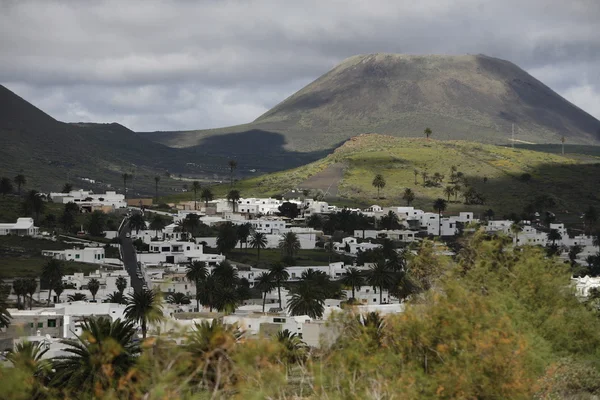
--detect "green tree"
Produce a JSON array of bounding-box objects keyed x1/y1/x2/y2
[
  {"x1": 124, "y1": 288, "x2": 163, "y2": 339},
  {"x1": 341, "y1": 267, "x2": 364, "y2": 300},
  {"x1": 269, "y1": 263, "x2": 289, "y2": 310},
  {"x1": 584, "y1": 206, "x2": 598, "y2": 235},
  {"x1": 511, "y1": 222, "x2": 523, "y2": 245},
  {"x1": 279, "y1": 231, "x2": 301, "y2": 259},
  {"x1": 62, "y1": 183, "x2": 73, "y2": 193},
  {"x1": 201, "y1": 187, "x2": 213, "y2": 207},
  {"x1": 149, "y1": 214, "x2": 166, "y2": 237},
  {"x1": 433, "y1": 198, "x2": 447, "y2": 236},
  {"x1": 443, "y1": 185, "x2": 454, "y2": 201},
  {"x1": 236, "y1": 223, "x2": 252, "y2": 249},
  {"x1": 250, "y1": 231, "x2": 268, "y2": 263},
  {"x1": 86, "y1": 210, "x2": 107, "y2": 237},
  {"x1": 87, "y1": 278, "x2": 100, "y2": 302},
  {"x1": 61, "y1": 202, "x2": 79, "y2": 232},
  {"x1": 366, "y1": 259, "x2": 395, "y2": 304},
  {"x1": 0, "y1": 287, "x2": 10, "y2": 329},
  {"x1": 67, "y1": 293, "x2": 87, "y2": 301},
  {"x1": 51, "y1": 317, "x2": 140, "y2": 393},
  {"x1": 53, "y1": 281, "x2": 64, "y2": 304},
  {"x1": 22, "y1": 190, "x2": 45, "y2": 221},
  {"x1": 227, "y1": 189, "x2": 241, "y2": 212},
  {"x1": 186, "y1": 260, "x2": 208, "y2": 311},
  {"x1": 216, "y1": 222, "x2": 238, "y2": 255},
  {"x1": 402, "y1": 188, "x2": 415, "y2": 206},
  {"x1": 121, "y1": 173, "x2": 130, "y2": 198},
  {"x1": 548, "y1": 229, "x2": 562, "y2": 246},
  {"x1": 275, "y1": 329, "x2": 308, "y2": 365},
  {"x1": 255, "y1": 271, "x2": 275, "y2": 313},
  {"x1": 380, "y1": 211, "x2": 400, "y2": 230},
  {"x1": 12, "y1": 278, "x2": 27, "y2": 309},
  {"x1": 128, "y1": 212, "x2": 145, "y2": 234},
  {"x1": 372, "y1": 174, "x2": 386, "y2": 199},
  {"x1": 0, "y1": 177, "x2": 13, "y2": 196},
  {"x1": 413, "y1": 169, "x2": 419, "y2": 185},
  {"x1": 14, "y1": 174, "x2": 26, "y2": 196},
  {"x1": 25, "y1": 278, "x2": 37, "y2": 309},
  {"x1": 228, "y1": 159, "x2": 238, "y2": 187},
  {"x1": 41, "y1": 259, "x2": 63, "y2": 305},
  {"x1": 167, "y1": 292, "x2": 191, "y2": 305},
  {"x1": 154, "y1": 175, "x2": 160, "y2": 199},
  {"x1": 106, "y1": 291, "x2": 126, "y2": 304},
  {"x1": 191, "y1": 181, "x2": 201, "y2": 210},
  {"x1": 287, "y1": 280, "x2": 326, "y2": 319},
  {"x1": 7, "y1": 340, "x2": 49, "y2": 379},
  {"x1": 424, "y1": 127, "x2": 432, "y2": 140},
  {"x1": 115, "y1": 276, "x2": 127, "y2": 294}
]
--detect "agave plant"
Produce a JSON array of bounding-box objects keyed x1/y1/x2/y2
[{"x1": 50, "y1": 317, "x2": 140, "y2": 393}]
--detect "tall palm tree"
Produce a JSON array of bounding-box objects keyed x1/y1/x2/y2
[
  {"x1": 124, "y1": 288, "x2": 163, "y2": 339},
  {"x1": 149, "y1": 214, "x2": 166, "y2": 237},
  {"x1": 53, "y1": 281, "x2": 64, "y2": 304},
  {"x1": 23, "y1": 190, "x2": 45, "y2": 221},
  {"x1": 12, "y1": 278, "x2": 27, "y2": 309},
  {"x1": 227, "y1": 189, "x2": 241, "y2": 212},
  {"x1": 106, "y1": 291, "x2": 126, "y2": 304},
  {"x1": 249, "y1": 231, "x2": 268, "y2": 263},
  {"x1": 121, "y1": 173, "x2": 130, "y2": 198},
  {"x1": 115, "y1": 276, "x2": 127, "y2": 294},
  {"x1": 14, "y1": 173, "x2": 26, "y2": 196},
  {"x1": 433, "y1": 198, "x2": 447, "y2": 237},
  {"x1": 87, "y1": 278, "x2": 100, "y2": 302},
  {"x1": 25, "y1": 278, "x2": 37, "y2": 309},
  {"x1": 228, "y1": 159, "x2": 238, "y2": 187},
  {"x1": 191, "y1": 181, "x2": 201, "y2": 210},
  {"x1": 548, "y1": 229, "x2": 562, "y2": 246},
  {"x1": 372, "y1": 174, "x2": 386, "y2": 199},
  {"x1": 7, "y1": 340, "x2": 49, "y2": 377},
  {"x1": 402, "y1": 188, "x2": 415, "y2": 206},
  {"x1": 129, "y1": 213, "x2": 145, "y2": 234},
  {"x1": 366, "y1": 259, "x2": 395, "y2": 304},
  {"x1": 424, "y1": 127, "x2": 432, "y2": 141},
  {"x1": 51, "y1": 317, "x2": 140, "y2": 393},
  {"x1": 41, "y1": 259, "x2": 63, "y2": 305},
  {"x1": 453, "y1": 184, "x2": 461, "y2": 201},
  {"x1": 275, "y1": 329, "x2": 308, "y2": 365},
  {"x1": 511, "y1": 223, "x2": 523, "y2": 246},
  {"x1": 186, "y1": 260, "x2": 208, "y2": 311},
  {"x1": 287, "y1": 281, "x2": 326, "y2": 319},
  {"x1": 269, "y1": 263, "x2": 289, "y2": 310},
  {"x1": 0, "y1": 289, "x2": 11, "y2": 329},
  {"x1": 67, "y1": 293, "x2": 87, "y2": 302},
  {"x1": 279, "y1": 231, "x2": 301, "y2": 258},
  {"x1": 443, "y1": 186, "x2": 454, "y2": 201},
  {"x1": 201, "y1": 187, "x2": 214, "y2": 207},
  {"x1": 413, "y1": 169, "x2": 419, "y2": 185},
  {"x1": 255, "y1": 272, "x2": 275, "y2": 313},
  {"x1": 154, "y1": 175, "x2": 160, "y2": 199},
  {"x1": 341, "y1": 267, "x2": 364, "y2": 300}
]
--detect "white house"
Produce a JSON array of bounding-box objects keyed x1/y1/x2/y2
[
  {"x1": 49, "y1": 189, "x2": 126, "y2": 209},
  {"x1": 354, "y1": 229, "x2": 416, "y2": 242},
  {"x1": 42, "y1": 247, "x2": 106, "y2": 264},
  {"x1": 334, "y1": 237, "x2": 381, "y2": 255},
  {"x1": 0, "y1": 217, "x2": 39, "y2": 236},
  {"x1": 138, "y1": 240, "x2": 225, "y2": 266}
]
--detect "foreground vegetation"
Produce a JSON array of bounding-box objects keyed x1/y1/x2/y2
[{"x1": 3, "y1": 232, "x2": 600, "y2": 398}]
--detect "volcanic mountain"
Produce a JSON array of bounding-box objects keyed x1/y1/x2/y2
[{"x1": 146, "y1": 53, "x2": 600, "y2": 157}]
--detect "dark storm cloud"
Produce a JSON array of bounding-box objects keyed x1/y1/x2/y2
[{"x1": 1, "y1": 0, "x2": 599, "y2": 131}]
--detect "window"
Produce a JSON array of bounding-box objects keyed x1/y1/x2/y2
[
  {"x1": 29, "y1": 322, "x2": 34, "y2": 328},
  {"x1": 37, "y1": 322, "x2": 43, "y2": 328},
  {"x1": 273, "y1": 318, "x2": 286, "y2": 323},
  {"x1": 75, "y1": 254, "x2": 80, "y2": 259},
  {"x1": 187, "y1": 246, "x2": 191, "y2": 250},
  {"x1": 48, "y1": 319, "x2": 57, "y2": 328}
]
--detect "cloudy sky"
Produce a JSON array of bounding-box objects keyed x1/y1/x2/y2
[{"x1": 1, "y1": 0, "x2": 599, "y2": 132}]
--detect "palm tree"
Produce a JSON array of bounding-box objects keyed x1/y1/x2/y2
[
  {"x1": 53, "y1": 281, "x2": 64, "y2": 304},
  {"x1": 255, "y1": 272, "x2": 275, "y2": 313},
  {"x1": 7, "y1": 340, "x2": 49, "y2": 377},
  {"x1": 366, "y1": 259, "x2": 395, "y2": 304},
  {"x1": 23, "y1": 190, "x2": 45, "y2": 221},
  {"x1": 453, "y1": 184, "x2": 461, "y2": 201},
  {"x1": 561, "y1": 136, "x2": 566, "y2": 155},
  {"x1": 115, "y1": 276, "x2": 127, "y2": 294},
  {"x1": 124, "y1": 288, "x2": 163, "y2": 339},
  {"x1": 421, "y1": 171, "x2": 429, "y2": 185},
  {"x1": 201, "y1": 187, "x2": 214, "y2": 207},
  {"x1": 129, "y1": 213, "x2": 145, "y2": 234},
  {"x1": 154, "y1": 175, "x2": 161, "y2": 199},
  {"x1": 372, "y1": 174, "x2": 386, "y2": 199},
  {"x1": 341, "y1": 267, "x2": 364, "y2": 300},
  {"x1": 0, "y1": 289, "x2": 10, "y2": 329},
  {"x1": 443, "y1": 186, "x2": 454, "y2": 201},
  {"x1": 87, "y1": 278, "x2": 100, "y2": 302},
  {"x1": 236, "y1": 223, "x2": 252, "y2": 249},
  {"x1": 275, "y1": 329, "x2": 308, "y2": 365},
  {"x1": 269, "y1": 263, "x2": 289, "y2": 310},
  {"x1": 548, "y1": 229, "x2": 562, "y2": 246},
  {"x1": 279, "y1": 231, "x2": 301, "y2": 258},
  {"x1": 424, "y1": 127, "x2": 432, "y2": 141},
  {"x1": 41, "y1": 258, "x2": 63, "y2": 305},
  {"x1": 67, "y1": 293, "x2": 88, "y2": 302},
  {"x1": 62, "y1": 183, "x2": 73, "y2": 193},
  {"x1": 584, "y1": 206, "x2": 598, "y2": 235},
  {"x1": 14, "y1": 174, "x2": 26, "y2": 196},
  {"x1": 121, "y1": 173, "x2": 130, "y2": 198},
  {"x1": 402, "y1": 188, "x2": 415, "y2": 206},
  {"x1": 51, "y1": 317, "x2": 140, "y2": 392},
  {"x1": 511, "y1": 223, "x2": 523, "y2": 246},
  {"x1": 106, "y1": 291, "x2": 126, "y2": 304},
  {"x1": 249, "y1": 231, "x2": 268, "y2": 263},
  {"x1": 186, "y1": 261, "x2": 208, "y2": 311},
  {"x1": 228, "y1": 159, "x2": 238, "y2": 187},
  {"x1": 287, "y1": 281, "x2": 326, "y2": 319},
  {"x1": 25, "y1": 278, "x2": 37, "y2": 309},
  {"x1": 413, "y1": 169, "x2": 419, "y2": 185},
  {"x1": 12, "y1": 278, "x2": 27, "y2": 309},
  {"x1": 191, "y1": 181, "x2": 201, "y2": 210},
  {"x1": 149, "y1": 214, "x2": 166, "y2": 237},
  {"x1": 167, "y1": 292, "x2": 191, "y2": 305},
  {"x1": 0, "y1": 177, "x2": 14, "y2": 196},
  {"x1": 227, "y1": 189, "x2": 241, "y2": 212},
  {"x1": 433, "y1": 198, "x2": 447, "y2": 237},
  {"x1": 483, "y1": 208, "x2": 495, "y2": 221}
]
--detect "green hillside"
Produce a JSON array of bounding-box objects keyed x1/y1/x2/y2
[{"x1": 167, "y1": 135, "x2": 600, "y2": 222}]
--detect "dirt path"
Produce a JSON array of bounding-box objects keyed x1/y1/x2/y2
[{"x1": 299, "y1": 162, "x2": 346, "y2": 196}]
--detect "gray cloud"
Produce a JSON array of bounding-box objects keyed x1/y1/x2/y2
[{"x1": 1, "y1": 0, "x2": 599, "y2": 131}]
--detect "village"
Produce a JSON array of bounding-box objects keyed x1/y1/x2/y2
[{"x1": 1, "y1": 186, "x2": 599, "y2": 357}]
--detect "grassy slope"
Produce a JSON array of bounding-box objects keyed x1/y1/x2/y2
[{"x1": 162, "y1": 135, "x2": 600, "y2": 222}]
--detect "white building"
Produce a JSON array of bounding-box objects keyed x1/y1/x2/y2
[
  {"x1": 42, "y1": 247, "x2": 106, "y2": 264},
  {"x1": 138, "y1": 240, "x2": 225, "y2": 266},
  {"x1": 572, "y1": 276, "x2": 600, "y2": 297},
  {"x1": 0, "y1": 217, "x2": 39, "y2": 236},
  {"x1": 49, "y1": 189, "x2": 126, "y2": 209},
  {"x1": 354, "y1": 229, "x2": 416, "y2": 242},
  {"x1": 334, "y1": 237, "x2": 381, "y2": 255}
]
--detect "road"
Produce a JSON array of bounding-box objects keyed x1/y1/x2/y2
[{"x1": 119, "y1": 218, "x2": 144, "y2": 292}]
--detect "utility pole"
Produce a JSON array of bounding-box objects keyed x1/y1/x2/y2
[
  {"x1": 511, "y1": 124, "x2": 515, "y2": 149},
  {"x1": 561, "y1": 136, "x2": 565, "y2": 155}
]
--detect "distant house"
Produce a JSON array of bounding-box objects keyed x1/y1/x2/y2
[
  {"x1": 0, "y1": 217, "x2": 39, "y2": 236},
  {"x1": 42, "y1": 247, "x2": 106, "y2": 263}
]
